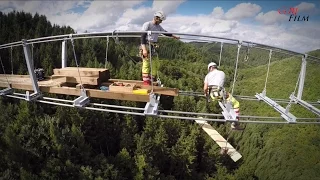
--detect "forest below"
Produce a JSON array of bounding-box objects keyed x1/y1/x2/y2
[{"x1": 0, "y1": 11, "x2": 320, "y2": 180}]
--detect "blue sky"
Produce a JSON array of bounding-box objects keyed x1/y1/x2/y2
[{"x1": 0, "y1": 0, "x2": 319, "y2": 53}]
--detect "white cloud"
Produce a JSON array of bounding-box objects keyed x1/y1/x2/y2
[
  {"x1": 62, "y1": 0, "x2": 146, "y2": 32},
  {"x1": 255, "y1": 11, "x2": 288, "y2": 25},
  {"x1": 152, "y1": 0, "x2": 186, "y2": 15},
  {"x1": 224, "y1": 3, "x2": 261, "y2": 20},
  {"x1": 1, "y1": 0, "x2": 319, "y2": 53},
  {"x1": 212, "y1": 7, "x2": 224, "y2": 19},
  {"x1": 295, "y1": 2, "x2": 316, "y2": 13}
]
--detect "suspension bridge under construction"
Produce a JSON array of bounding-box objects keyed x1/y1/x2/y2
[{"x1": 0, "y1": 31, "x2": 319, "y2": 162}]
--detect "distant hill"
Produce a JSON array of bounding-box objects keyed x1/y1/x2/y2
[{"x1": 231, "y1": 53, "x2": 320, "y2": 180}]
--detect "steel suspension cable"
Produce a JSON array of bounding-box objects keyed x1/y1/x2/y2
[
  {"x1": 105, "y1": 36, "x2": 109, "y2": 69},
  {"x1": 263, "y1": 49, "x2": 273, "y2": 95},
  {"x1": 218, "y1": 42, "x2": 223, "y2": 67},
  {"x1": 10, "y1": 46, "x2": 13, "y2": 75},
  {"x1": 231, "y1": 41, "x2": 242, "y2": 95},
  {"x1": 110, "y1": 31, "x2": 138, "y2": 63},
  {"x1": 148, "y1": 35, "x2": 154, "y2": 94},
  {"x1": 0, "y1": 55, "x2": 10, "y2": 86},
  {"x1": 69, "y1": 35, "x2": 85, "y2": 90}
]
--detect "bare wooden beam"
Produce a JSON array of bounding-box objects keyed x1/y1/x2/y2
[
  {"x1": 101, "y1": 81, "x2": 179, "y2": 96},
  {"x1": 52, "y1": 75, "x2": 100, "y2": 85},
  {"x1": 0, "y1": 81, "x2": 150, "y2": 102},
  {"x1": 108, "y1": 79, "x2": 158, "y2": 86},
  {"x1": 53, "y1": 67, "x2": 109, "y2": 76}
]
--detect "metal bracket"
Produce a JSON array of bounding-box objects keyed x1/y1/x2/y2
[
  {"x1": 25, "y1": 91, "x2": 43, "y2": 101},
  {"x1": 144, "y1": 93, "x2": 160, "y2": 116},
  {"x1": 0, "y1": 87, "x2": 14, "y2": 96},
  {"x1": 62, "y1": 39, "x2": 67, "y2": 68},
  {"x1": 290, "y1": 94, "x2": 320, "y2": 117},
  {"x1": 22, "y1": 39, "x2": 42, "y2": 100},
  {"x1": 297, "y1": 54, "x2": 307, "y2": 99},
  {"x1": 73, "y1": 88, "x2": 90, "y2": 107},
  {"x1": 219, "y1": 101, "x2": 237, "y2": 122},
  {"x1": 255, "y1": 93, "x2": 296, "y2": 123}
]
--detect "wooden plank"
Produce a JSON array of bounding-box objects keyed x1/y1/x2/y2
[
  {"x1": 0, "y1": 81, "x2": 149, "y2": 102},
  {"x1": 137, "y1": 85, "x2": 178, "y2": 96},
  {"x1": 108, "y1": 79, "x2": 158, "y2": 86},
  {"x1": 53, "y1": 67, "x2": 108, "y2": 76},
  {"x1": 53, "y1": 67, "x2": 110, "y2": 81},
  {"x1": 52, "y1": 75, "x2": 100, "y2": 85},
  {"x1": 109, "y1": 82, "x2": 136, "y2": 93},
  {"x1": 195, "y1": 118, "x2": 242, "y2": 162},
  {"x1": 101, "y1": 81, "x2": 178, "y2": 96},
  {"x1": 76, "y1": 84, "x2": 98, "y2": 89}
]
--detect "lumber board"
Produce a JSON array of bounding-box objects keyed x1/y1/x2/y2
[
  {"x1": 0, "y1": 74, "x2": 65, "y2": 87},
  {"x1": 52, "y1": 75, "x2": 100, "y2": 85},
  {"x1": 75, "y1": 84, "x2": 98, "y2": 89},
  {"x1": 101, "y1": 81, "x2": 178, "y2": 96},
  {"x1": 195, "y1": 119, "x2": 242, "y2": 162},
  {"x1": 108, "y1": 79, "x2": 158, "y2": 86},
  {"x1": 0, "y1": 80, "x2": 149, "y2": 102},
  {"x1": 137, "y1": 85, "x2": 178, "y2": 96},
  {"x1": 53, "y1": 67, "x2": 110, "y2": 81}
]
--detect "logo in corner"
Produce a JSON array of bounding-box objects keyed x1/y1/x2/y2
[{"x1": 278, "y1": 7, "x2": 309, "y2": 22}]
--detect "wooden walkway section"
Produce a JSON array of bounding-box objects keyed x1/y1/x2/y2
[
  {"x1": 195, "y1": 118, "x2": 242, "y2": 162},
  {"x1": 0, "y1": 68, "x2": 179, "y2": 102}
]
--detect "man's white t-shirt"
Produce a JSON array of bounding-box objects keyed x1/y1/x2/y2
[
  {"x1": 142, "y1": 21, "x2": 166, "y2": 43},
  {"x1": 204, "y1": 69, "x2": 226, "y2": 87}
]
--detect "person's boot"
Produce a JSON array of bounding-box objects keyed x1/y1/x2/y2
[
  {"x1": 231, "y1": 122, "x2": 243, "y2": 130},
  {"x1": 142, "y1": 74, "x2": 151, "y2": 85}
]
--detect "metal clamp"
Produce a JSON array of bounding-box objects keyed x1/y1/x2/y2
[
  {"x1": 255, "y1": 93, "x2": 296, "y2": 123},
  {"x1": 144, "y1": 93, "x2": 160, "y2": 116},
  {"x1": 25, "y1": 91, "x2": 43, "y2": 101},
  {"x1": 0, "y1": 87, "x2": 14, "y2": 96},
  {"x1": 219, "y1": 101, "x2": 237, "y2": 122},
  {"x1": 73, "y1": 88, "x2": 90, "y2": 107}
]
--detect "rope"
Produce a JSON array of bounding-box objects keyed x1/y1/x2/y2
[
  {"x1": 218, "y1": 42, "x2": 223, "y2": 67},
  {"x1": 0, "y1": 55, "x2": 10, "y2": 86},
  {"x1": 223, "y1": 127, "x2": 233, "y2": 153},
  {"x1": 104, "y1": 36, "x2": 109, "y2": 69},
  {"x1": 148, "y1": 31, "x2": 154, "y2": 93},
  {"x1": 231, "y1": 41, "x2": 242, "y2": 96},
  {"x1": 69, "y1": 34, "x2": 85, "y2": 90},
  {"x1": 263, "y1": 50, "x2": 273, "y2": 95},
  {"x1": 10, "y1": 46, "x2": 13, "y2": 75},
  {"x1": 285, "y1": 60, "x2": 302, "y2": 111},
  {"x1": 111, "y1": 31, "x2": 138, "y2": 63},
  {"x1": 244, "y1": 42, "x2": 250, "y2": 61},
  {"x1": 292, "y1": 69, "x2": 301, "y2": 97},
  {"x1": 31, "y1": 43, "x2": 34, "y2": 69}
]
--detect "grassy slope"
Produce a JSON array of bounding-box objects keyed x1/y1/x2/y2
[
  {"x1": 232, "y1": 56, "x2": 320, "y2": 118},
  {"x1": 231, "y1": 54, "x2": 320, "y2": 179}
]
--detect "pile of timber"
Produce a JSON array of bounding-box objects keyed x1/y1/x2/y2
[
  {"x1": 0, "y1": 67, "x2": 179, "y2": 102},
  {"x1": 52, "y1": 67, "x2": 110, "y2": 86}
]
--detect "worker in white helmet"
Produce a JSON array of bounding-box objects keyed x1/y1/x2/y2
[
  {"x1": 204, "y1": 62, "x2": 241, "y2": 130},
  {"x1": 203, "y1": 62, "x2": 226, "y2": 100},
  {"x1": 140, "y1": 11, "x2": 180, "y2": 85}
]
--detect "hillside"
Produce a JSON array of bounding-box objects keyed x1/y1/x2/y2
[{"x1": 231, "y1": 53, "x2": 320, "y2": 180}]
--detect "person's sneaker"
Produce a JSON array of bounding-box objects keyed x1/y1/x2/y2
[{"x1": 231, "y1": 122, "x2": 243, "y2": 130}]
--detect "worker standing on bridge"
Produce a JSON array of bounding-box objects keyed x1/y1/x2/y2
[{"x1": 140, "y1": 11, "x2": 180, "y2": 85}]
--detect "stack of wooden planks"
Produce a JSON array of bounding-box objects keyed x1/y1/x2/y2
[
  {"x1": 0, "y1": 67, "x2": 179, "y2": 102},
  {"x1": 52, "y1": 67, "x2": 110, "y2": 86}
]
